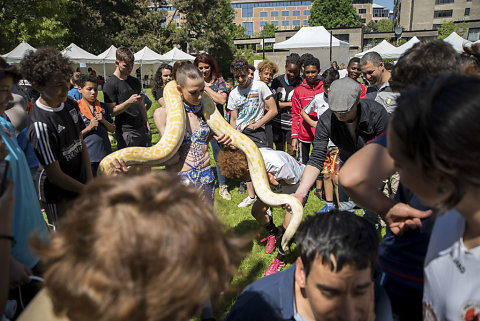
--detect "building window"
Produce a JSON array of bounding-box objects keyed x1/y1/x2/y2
[
  {"x1": 293, "y1": 20, "x2": 301, "y2": 26},
  {"x1": 303, "y1": 19, "x2": 309, "y2": 25},
  {"x1": 282, "y1": 10, "x2": 290, "y2": 16},
  {"x1": 260, "y1": 11, "x2": 268, "y2": 17},
  {"x1": 293, "y1": 10, "x2": 300, "y2": 16},
  {"x1": 434, "y1": 9, "x2": 453, "y2": 17},
  {"x1": 465, "y1": 8, "x2": 470, "y2": 15},
  {"x1": 260, "y1": 21, "x2": 267, "y2": 27},
  {"x1": 242, "y1": 22, "x2": 254, "y2": 36},
  {"x1": 359, "y1": 8, "x2": 367, "y2": 14},
  {"x1": 271, "y1": 20, "x2": 279, "y2": 26},
  {"x1": 435, "y1": 0, "x2": 454, "y2": 3},
  {"x1": 282, "y1": 20, "x2": 290, "y2": 26},
  {"x1": 242, "y1": 6, "x2": 253, "y2": 18},
  {"x1": 353, "y1": 0, "x2": 372, "y2": 3},
  {"x1": 468, "y1": 28, "x2": 480, "y2": 41},
  {"x1": 271, "y1": 11, "x2": 278, "y2": 17},
  {"x1": 303, "y1": 9, "x2": 310, "y2": 15}
]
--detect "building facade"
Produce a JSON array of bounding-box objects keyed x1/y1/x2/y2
[{"x1": 394, "y1": 0, "x2": 480, "y2": 32}]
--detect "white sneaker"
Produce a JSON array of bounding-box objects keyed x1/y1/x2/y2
[{"x1": 238, "y1": 196, "x2": 257, "y2": 208}]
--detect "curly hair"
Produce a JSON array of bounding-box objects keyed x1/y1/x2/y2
[
  {"x1": 257, "y1": 60, "x2": 278, "y2": 74},
  {"x1": 152, "y1": 64, "x2": 172, "y2": 99},
  {"x1": 230, "y1": 57, "x2": 249, "y2": 75},
  {"x1": 302, "y1": 56, "x2": 320, "y2": 71},
  {"x1": 217, "y1": 148, "x2": 250, "y2": 181},
  {"x1": 461, "y1": 43, "x2": 480, "y2": 77},
  {"x1": 20, "y1": 47, "x2": 73, "y2": 87},
  {"x1": 0, "y1": 57, "x2": 21, "y2": 83},
  {"x1": 33, "y1": 171, "x2": 245, "y2": 321},
  {"x1": 77, "y1": 74, "x2": 98, "y2": 88},
  {"x1": 285, "y1": 53, "x2": 301, "y2": 67}
]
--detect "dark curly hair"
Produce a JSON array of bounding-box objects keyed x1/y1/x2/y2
[
  {"x1": 461, "y1": 43, "x2": 480, "y2": 77},
  {"x1": 77, "y1": 74, "x2": 98, "y2": 88},
  {"x1": 217, "y1": 148, "x2": 250, "y2": 181},
  {"x1": 302, "y1": 56, "x2": 320, "y2": 71},
  {"x1": 152, "y1": 64, "x2": 172, "y2": 99},
  {"x1": 20, "y1": 47, "x2": 73, "y2": 87},
  {"x1": 230, "y1": 57, "x2": 249, "y2": 75},
  {"x1": 321, "y1": 68, "x2": 339, "y2": 86},
  {"x1": 0, "y1": 57, "x2": 21, "y2": 83},
  {"x1": 390, "y1": 40, "x2": 460, "y2": 91},
  {"x1": 285, "y1": 53, "x2": 301, "y2": 67}
]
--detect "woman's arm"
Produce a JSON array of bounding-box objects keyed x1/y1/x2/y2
[{"x1": 204, "y1": 86, "x2": 227, "y2": 105}]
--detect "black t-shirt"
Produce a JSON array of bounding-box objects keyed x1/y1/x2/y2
[
  {"x1": 27, "y1": 97, "x2": 87, "y2": 203},
  {"x1": 103, "y1": 75, "x2": 144, "y2": 132},
  {"x1": 155, "y1": 87, "x2": 164, "y2": 101},
  {"x1": 270, "y1": 74, "x2": 302, "y2": 130}
]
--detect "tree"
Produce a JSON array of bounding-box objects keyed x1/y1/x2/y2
[
  {"x1": 437, "y1": 21, "x2": 468, "y2": 39},
  {"x1": 309, "y1": 0, "x2": 362, "y2": 28},
  {"x1": 171, "y1": 0, "x2": 237, "y2": 76},
  {"x1": 259, "y1": 23, "x2": 278, "y2": 38},
  {"x1": 376, "y1": 19, "x2": 393, "y2": 32},
  {"x1": 230, "y1": 24, "x2": 248, "y2": 39},
  {"x1": 363, "y1": 20, "x2": 378, "y2": 33},
  {"x1": 0, "y1": 0, "x2": 71, "y2": 52}
]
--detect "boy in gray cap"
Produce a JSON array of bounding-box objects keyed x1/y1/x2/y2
[{"x1": 292, "y1": 77, "x2": 389, "y2": 222}]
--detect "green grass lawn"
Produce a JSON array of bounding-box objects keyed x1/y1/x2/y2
[{"x1": 98, "y1": 89, "x2": 365, "y2": 319}]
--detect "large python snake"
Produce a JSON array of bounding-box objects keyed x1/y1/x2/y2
[{"x1": 98, "y1": 80, "x2": 303, "y2": 252}]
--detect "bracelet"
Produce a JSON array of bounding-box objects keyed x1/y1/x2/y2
[{"x1": 0, "y1": 235, "x2": 15, "y2": 247}]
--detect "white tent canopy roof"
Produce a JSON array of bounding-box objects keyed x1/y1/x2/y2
[
  {"x1": 160, "y1": 47, "x2": 195, "y2": 62},
  {"x1": 2, "y1": 41, "x2": 36, "y2": 63},
  {"x1": 96, "y1": 45, "x2": 117, "y2": 63},
  {"x1": 381, "y1": 36, "x2": 420, "y2": 59},
  {"x1": 443, "y1": 32, "x2": 471, "y2": 53},
  {"x1": 274, "y1": 26, "x2": 350, "y2": 49},
  {"x1": 61, "y1": 43, "x2": 99, "y2": 63},
  {"x1": 134, "y1": 46, "x2": 163, "y2": 64},
  {"x1": 355, "y1": 40, "x2": 396, "y2": 58}
]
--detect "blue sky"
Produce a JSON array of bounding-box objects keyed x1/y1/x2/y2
[{"x1": 374, "y1": 0, "x2": 393, "y2": 10}]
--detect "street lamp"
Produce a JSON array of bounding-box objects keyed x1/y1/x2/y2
[{"x1": 394, "y1": 26, "x2": 403, "y2": 46}]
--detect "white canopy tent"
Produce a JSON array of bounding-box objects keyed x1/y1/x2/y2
[
  {"x1": 443, "y1": 32, "x2": 471, "y2": 53},
  {"x1": 159, "y1": 47, "x2": 195, "y2": 62},
  {"x1": 273, "y1": 26, "x2": 350, "y2": 68},
  {"x1": 96, "y1": 45, "x2": 117, "y2": 78},
  {"x1": 61, "y1": 43, "x2": 100, "y2": 64},
  {"x1": 2, "y1": 41, "x2": 36, "y2": 63},
  {"x1": 381, "y1": 36, "x2": 420, "y2": 59},
  {"x1": 134, "y1": 46, "x2": 164, "y2": 88},
  {"x1": 355, "y1": 40, "x2": 396, "y2": 58}
]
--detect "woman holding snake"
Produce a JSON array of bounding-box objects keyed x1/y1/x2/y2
[
  {"x1": 194, "y1": 53, "x2": 231, "y2": 201},
  {"x1": 153, "y1": 61, "x2": 231, "y2": 205}
]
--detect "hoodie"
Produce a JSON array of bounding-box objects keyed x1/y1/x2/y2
[{"x1": 291, "y1": 78, "x2": 324, "y2": 143}]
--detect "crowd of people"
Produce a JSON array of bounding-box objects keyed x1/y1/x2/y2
[{"x1": 0, "y1": 39, "x2": 480, "y2": 321}]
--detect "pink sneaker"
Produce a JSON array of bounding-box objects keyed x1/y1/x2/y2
[
  {"x1": 264, "y1": 258, "x2": 285, "y2": 276},
  {"x1": 260, "y1": 235, "x2": 277, "y2": 254}
]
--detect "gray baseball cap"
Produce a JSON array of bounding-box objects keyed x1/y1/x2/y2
[{"x1": 328, "y1": 77, "x2": 361, "y2": 113}]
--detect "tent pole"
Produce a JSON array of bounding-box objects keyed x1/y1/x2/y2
[{"x1": 329, "y1": 30, "x2": 332, "y2": 63}]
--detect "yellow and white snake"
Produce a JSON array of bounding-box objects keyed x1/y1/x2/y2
[{"x1": 98, "y1": 80, "x2": 303, "y2": 252}]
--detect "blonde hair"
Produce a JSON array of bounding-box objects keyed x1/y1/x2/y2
[
  {"x1": 33, "y1": 171, "x2": 244, "y2": 321},
  {"x1": 257, "y1": 60, "x2": 278, "y2": 74}
]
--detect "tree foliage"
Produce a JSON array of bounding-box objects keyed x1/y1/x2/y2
[
  {"x1": 376, "y1": 19, "x2": 393, "y2": 32},
  {"x1": 437, "y1": 21, "x2": 468, "y2": 39},
  {"x1": 309, "y1": 0, "x2": 362, "y2": 28},
  {"x1": 364, "y1": 20, "x2": 378, "y2": 33},
  {"x1": 259, "y1": 23, "x2": 278, "y2": 38}
]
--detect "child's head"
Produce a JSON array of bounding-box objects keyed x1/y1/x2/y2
[
  {"x1": 300, "y1": 53, "x2": 314, "y2": 70},
  {"x1": 230, "y1": 58, "x2": 251, "y2": 89},
  {"x1": 78, "y1": 74, "x2": 98, "y2": 104},
  {"x1": 115, "y1": 47, "x2": 135, "y2": 76},
  {"x1": 388, "y1": 75, "x2": 480, "y2": 211},
  {"x1": 0, "y1": 57, "x2": 21, "y2": 112},
  {"x1": 20, "y1": 48, "x2": 73, "y2": 107},
  {"x1": 33, "y1": 171, "x2": 244, "y2": 321},
  {"x1": 322, "y1": 68, "x2": 340, "y2": 94},
  {"x1": 257, "y1": 60, "x2": 278, "y2": 85},
  {"x1": 285, "y1": 53, "x2": 301, "y2": 82},
  {"x1": 217, "y1": 148, "x2": 250, "y2": 181},
  {"x1": 225, "y1": 78, "x2": 234, "y2": 91},
  {"x1": 71, "y1": 72, "x2": 82, "y2": 87},
  {"x1": 302, "y1": 56, "x2": 321, "y2": 85},
  {"x1": 175, "y1": 61, "x2": 204, "y2": 107},
  {"x1": 247, "y1": 65, "x2": 255, "y2": 79}
]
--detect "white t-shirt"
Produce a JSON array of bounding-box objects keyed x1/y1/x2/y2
[
  {"x1": 338, "y1": 69, "x2": 348, "y2": 78},
  {"x1": 227, "y1": 80, "x2": 272, "y2": 132},
  {"x1": 303, "y1": 93, "x2": 335, "y2": 148},
  {"x1": 259, "y1": 148, "x2": 304, "y2": 193},
  {"x1": 423, "y1": 210, "x2": 480, "y2": 321}
]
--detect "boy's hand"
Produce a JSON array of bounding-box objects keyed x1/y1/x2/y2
[
  {"x1": 109, "y1": 158, "x2": 130, "y2": 175},
  {"x1": 127, "y1": 94, "x2": 143, "y2": 105},
  {"x1": 95, "y1": 111, "x2": 103, "y2": 122},
  {"x1": 214, "y1": 134, "x2": 232, "y2": 147},
  {"x1": 292, "y1": 138, "x2": 298, "y2": 152},
  {"x1": 89, "y1": 118, "x2": 99, "y2": 130}
]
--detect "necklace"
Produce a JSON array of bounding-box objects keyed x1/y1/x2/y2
[{"x1": 184, "y1": 102, "x2": 202, "y2": 114}]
